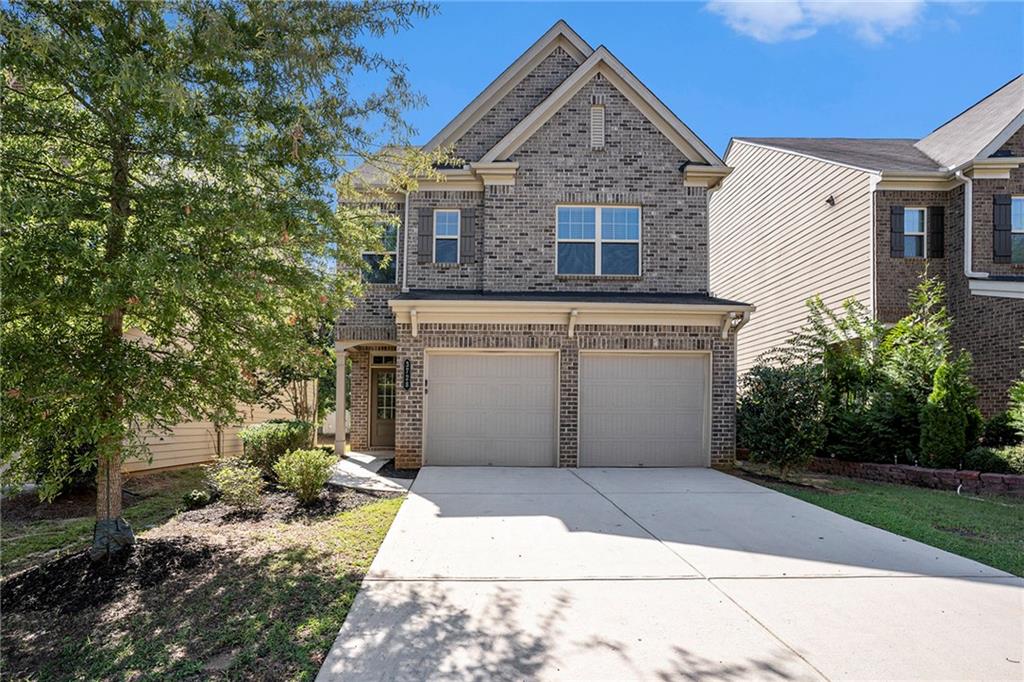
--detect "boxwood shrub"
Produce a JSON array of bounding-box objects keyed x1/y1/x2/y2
[{"x1": 237, "y1": 419, "x2": 312, "y2": 477}]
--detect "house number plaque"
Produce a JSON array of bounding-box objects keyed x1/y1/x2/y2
[{"x1": 402, "y1": 359, "x2": 411, "y2": 390}]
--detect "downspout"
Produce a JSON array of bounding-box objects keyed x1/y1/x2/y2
[
  {"x1": 955, "y1": 170, "x2": 989, "y2": 280},
  {"x1": 401, "y1": 190, "x2": 411, "y2": 292}
]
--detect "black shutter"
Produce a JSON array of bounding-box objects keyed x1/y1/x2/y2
[
  {"x1": 460, "y1": 208, "x2": 476, "y2": 263},
  {"x1": 927, "y1": 206, "x2": 945, "y2": 258},
  {"x1": 417, "y1": 208, "x2": 433, "y2": 264},
  {"x1": 993, "y1": 194, "x2": 1012, "y2": 263},
  {"x1": 890, "y1": 205, "x2": 904, "y2": 258}
]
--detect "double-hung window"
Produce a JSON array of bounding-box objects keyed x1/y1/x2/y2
[
  {"x1": 433, "y1": 209, "x2": 460, "y2": 264},
  {"x1": 556, "y1": 206, "x2": 640, "y2": 275},
  {"x1": 903, "y1": 208, "x2": 926, "y2": 258},
  {"x1": 362, "y1": 224, "x2": 398, "y2": 283},
  {"x1": 1012, "y1": 197, "x2": 1024, "y2": 264}
]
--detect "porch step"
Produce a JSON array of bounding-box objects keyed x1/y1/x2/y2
[{"x1": 328, "y1": 452, "x2": 411, "y2": 494}]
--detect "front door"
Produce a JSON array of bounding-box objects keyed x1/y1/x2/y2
[{"x1": 370, "y1": 367, "x2": 396, "y2": 447}]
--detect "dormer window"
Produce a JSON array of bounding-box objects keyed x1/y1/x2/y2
[{"x1": 557, "y1": 206, "x2": 640, "y2": 276}]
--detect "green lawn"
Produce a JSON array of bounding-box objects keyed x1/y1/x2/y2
[
  {"x1": 739, "y1": 464, "x2": 1024, "y2": 577},
  {"x1": 2, "y1": 473, "x2": 404, "y2": 680},
  {"x1": 2, "y1": 468, "x2": 206, "y2": 576}
]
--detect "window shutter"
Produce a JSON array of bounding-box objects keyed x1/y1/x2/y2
[
  {"x1": 927, "y1": 206, "x2": 945, "y2": 258},
  {"x1": 417, "y1": 208, "x2": 433, "y2": 264},
  {"x1": 993, "y1": 194, "x2": 1012, "y2": 263},
  {"x1": 590, "y1": 105, "x2": 605, "y2": 149},
  {"x1": 890, "y1": 205, "x2": 904, "y2": 258},
  {"x1": 460, "y1": 208, "x2": 476, "y2": 263}
]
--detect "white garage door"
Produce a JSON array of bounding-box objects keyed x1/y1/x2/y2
[
  {"x1": 425, "y1": 353, "x2": 557, "y2": 466},
  {"x1": 580, "y1": 353, "x2": 708, "y2": 467}
]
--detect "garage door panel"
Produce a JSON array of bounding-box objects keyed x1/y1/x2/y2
[
  {"x1": 581, "y1": 354, "x2": 708, "y2": 468},
  {"x1": 426, "y1": 353, "x2": 557, "y2": 466}
]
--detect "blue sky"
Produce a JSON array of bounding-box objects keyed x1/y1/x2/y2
[{"x1": 367, "y1": 1, "x2": 1023, "y2": 156}]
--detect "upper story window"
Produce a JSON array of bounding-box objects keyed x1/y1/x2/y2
[
  {"x1": 362, "y1": 224, "x2": 398, "y2": 284},
  {"x1": 433, "y1": 209, "x2": 460, "y2": 264},
  {"x1": 903, "y1": 208, "x2": 926, "y2": 258},
  {"x1": 557, "y1": 206, "x2": 641, "y2": 276},
  {"x1": 1012, "y1": 197, "x2": 1024, "y2": 263}
]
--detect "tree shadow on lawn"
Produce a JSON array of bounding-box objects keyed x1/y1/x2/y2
[{"x1": 2, "y1": 504, "x2": 397, "y2": 680}]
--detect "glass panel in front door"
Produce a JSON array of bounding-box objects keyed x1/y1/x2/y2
[{"x1": 376, "y1": 371, "x2": 395, "y2": 420}]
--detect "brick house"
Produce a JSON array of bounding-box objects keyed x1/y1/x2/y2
[
  {"x1": 334, "y1": 21, "x2": 753, "y2": 469},
  {"x1": 709, "y1": 76, "x2": 1024, "y2": 415}
]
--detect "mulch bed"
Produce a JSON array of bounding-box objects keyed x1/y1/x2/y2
[
  {"x1": 180, "y1": 486, "x2": 399, "y2": 525},
  {"x1": 2, "y1": 538, "x2": 213, "y2": 615},
  {"x1": 377, "y1": 459, "x2": 418, "y2": 480}
]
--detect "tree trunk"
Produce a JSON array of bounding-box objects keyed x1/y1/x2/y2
[{"x1": 91, "y1": 136, "x2": 135, "y2": 560}]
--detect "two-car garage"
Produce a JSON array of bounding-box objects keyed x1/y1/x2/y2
[{"x1": 423, "y1": 351, "x2": 709, "y2": 467}]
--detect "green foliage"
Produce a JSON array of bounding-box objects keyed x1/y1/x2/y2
[
  {"x1": 963, "y1": 445, "x2": 1024, "y2": 475},
  {"x1": 880, "y1": 277, "x2": 952, "y2": 402},
  {"x1": 1, "y1": 1, "x2": 451, "y2": 509},
  {"x1": 238, "y1": 420, "x2": 312, "y2": 477},
  {"x1": 983, "y1": 412, "x2": 1023, "y2": 447},
  {"x1": 1009, "y1": 376, "x2": 1024, "y2": 437},
  {"x1": 273, "y1": 448, "x2": 336, "y2": 505},
  {"x1": 919, "y1": 353, "x2": 980, "y2": 469},
  {"x1": 209, "y1": 460, "x2": 264, "y2": 511},
  {"x1": 181, "y1": 488, "x2": 212, "y2": 511},
  {"x1": 737, "y1": 362, "x2": 827, "y2": 472}
]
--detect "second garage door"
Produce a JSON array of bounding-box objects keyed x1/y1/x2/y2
[
  {"x1": 425, "y1": 352, "x2": 557, "y2": 466},
  {"x1": 580, "y1": 353, "x2": 709, "y2": 467}
]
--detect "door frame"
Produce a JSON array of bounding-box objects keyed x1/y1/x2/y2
[
  {"x1": 422, "y1": 348, "x2": 561, "y2": 466},
  {"x1": 368, "y1": 357, "x2": 397, "y2": 449},
  {"x1": 577, "y1": 350, "x2": 712, "y2": 467}
]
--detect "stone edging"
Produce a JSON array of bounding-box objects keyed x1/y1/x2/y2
[{"x1": 806, "y1": 457, "x2": 1024, "y2": 496}]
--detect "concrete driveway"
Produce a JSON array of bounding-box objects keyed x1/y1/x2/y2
[{"x1": 319, "y1": 468, "x2": 1023, "y2": 681}]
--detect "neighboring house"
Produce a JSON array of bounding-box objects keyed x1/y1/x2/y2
[
  {"x1": 709, "y1": 76, "x2": 1024, "y2": 415},
  {"x1": 334, "y1": 21, "x2": 753, "y2": 469}
]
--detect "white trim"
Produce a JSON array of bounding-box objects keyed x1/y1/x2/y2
[
  {"x1": 902, "y1": 206, "x2": 927, "y2": 259},
  {"x1": 577, "y1": 349, "x2": 712, "y2": 468},
  {"x1": 968, "y1": 278, "x2": 1024, "y2": 299},
  {"x1": 423, "y1": 21, "x2": 592, "y2": 153},
  {"x1": 481, "y1": 46, "x2": 724, "y2": 165},
  {"x1": 974, "y1": 111, "x2": 1024, "y2": 164},
  {"x1": 555, "y1": 204, "x2": 642, "y2": 276},
  {"x1": 432, "y1": 209, "x2": 461, "y2": 264},
  {"x1": 422, "y1": 348, "x2": 561, "y2": 467}
]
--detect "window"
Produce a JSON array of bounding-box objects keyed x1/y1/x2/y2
[
  {"x1": 433, "y1": 209, "x2": 460, "y2": 263},
  {"x1": 362, "y1": 224, "x2": 397, "y2": 283},
  {"x1": 1013, "y1": 197, "x2": 1024, "y2": 264},
  {"x1": 556, "y1": 206, "x2": 640, "y2": 275},
  {"x1": 903, "y1": 208, "x2": 926, "y2": 258}
]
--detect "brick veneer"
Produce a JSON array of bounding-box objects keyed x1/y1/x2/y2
[
  {"x1": 393, "y1": 322, "x2": 737, "y2": 469},
  {"x1": 807, "y1": 457, "x2": 1024, "y2": 497},
  {"x1": 346, "y1": 344, "x2": 397, "y2": 451},
  {"x1": 405, "y1": 191, "x2": 485, "y2": 290}
]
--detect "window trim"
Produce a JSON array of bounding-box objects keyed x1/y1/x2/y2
[
  {"x1": 432, "y1": 209, "x2": 461, "y2": 264},
  {"x1": 361, "y1": 223, "x2": 399, "y2": 284},
  {"x1": 1012, "y1": 196, "x2": 1024, "y2": 264},
  {"x1": 903, "y1": 206, "x2": 927, "y2": 259},
  {"x1": 555, "y1": 204, "x2": 642, "y2": 276}
]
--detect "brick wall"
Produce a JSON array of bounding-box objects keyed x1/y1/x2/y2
[
  {"x1": 970, "y1": 127, "x2": 1024, "y2": 278},
  {"x1": 873, "y1": 189, "x2": 949, "y2": 322},
  {"x1": 452, "y1": 47, "x2": 581, "y2": 162},
  {"x1": 807, "y1": 457, "x2": 1024, "y2": 497},
  {"x1": 405, "y1": 191, "x2": 485, "y2": 290},
  {"x1": 394, "y1": 323, "x2": 736, "y2": 468},
  {"x1": 348, "y1": 348, "x2": 370, "y2": 450}
]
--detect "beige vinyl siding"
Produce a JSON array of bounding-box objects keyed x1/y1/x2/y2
[
  {"x1": 124, "y1": 402, "x2": 297, "y2": 473},
  {"x1": 709, "y1": 141, "x2": 874, "y2": 376}
]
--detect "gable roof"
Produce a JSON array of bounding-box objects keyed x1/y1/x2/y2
[
  {"x1": 915, "y1": 74, "x2": 1024, "y2": 170},
  {"x1": 479, "y1": 46, "x2": 724, "y2": 166},
  {"x1": 732, "y1": 137, "x2": 943, "y2": 173},
  {"x1": 422, "y1": 21, "x2": 593, "y2": 153}
]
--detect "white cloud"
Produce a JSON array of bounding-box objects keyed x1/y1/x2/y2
[{"x1": 707, "y1": 0, "x2": 928, "y2": 43}]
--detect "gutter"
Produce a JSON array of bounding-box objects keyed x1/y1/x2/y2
[{"x1": 954, "y1": 170, "x2": 989, "y2": 280}]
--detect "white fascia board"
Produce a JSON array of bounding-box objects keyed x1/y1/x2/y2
[
  {"x1": 422, "y1": 21, "x2": 593, "y2": 153},
  {"x1": 968, "y1": 279, "x2": 1024, "y2": 299},
  {"x1": 974, "y1": 111, "x2": 1024, "y2": 163},
  {"x1": 481, "y1": 46, "x2": 724, "y2": 166}
]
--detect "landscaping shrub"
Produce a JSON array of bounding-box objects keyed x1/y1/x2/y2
[
  {"x1": 737, "y1": 362, "x2": 826, "y2": 473},
  {"x1": 273, "y1": 448, "x2": 336, "y2": 505},
  {"x1": 209, "y1": 460, "x2": 264, "y2": 510},
  {"x1": 919, "y1": 353, "x2": 980, "y2": 469},
  {"x1": 963, "y1": 445, "x2": 1024, "y2": 475},
  {"x1": 1010, "y1": 377, "x2": 1024, "y2": 437},
  {"x1": 982, "y1": 412, "x2": 1023, "y2": 447},
  {"x1": 181, "y1": 488, "x2": 213, "y2": 510},
  {"x1": 237, "y1": 420, "x2": 313, "y2": 477}
]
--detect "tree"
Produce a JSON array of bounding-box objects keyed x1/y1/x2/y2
[{"x1": 1, "y1": 0, "x2": 448, "y2": 558}]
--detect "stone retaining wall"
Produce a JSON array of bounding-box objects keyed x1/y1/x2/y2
[{"x1": 806, "y1": 457, "x2": 1024, "y2": 496}]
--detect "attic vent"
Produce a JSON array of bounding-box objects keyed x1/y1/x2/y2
[{"x1": 590, "y1": 105, "x2": 605, "y2": 149}]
